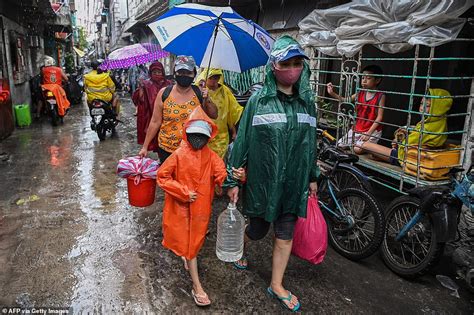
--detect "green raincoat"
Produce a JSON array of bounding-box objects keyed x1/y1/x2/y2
[
  {"x1": 227, "y1": 36, "x2": 319, "y2": 222},
  {"x1": 398, "y1": 88, "x2": 453, "y2": 161}
]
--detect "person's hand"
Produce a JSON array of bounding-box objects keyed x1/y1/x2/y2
[
  {"x1": 309, "y1": 182, "x2": 318, "y2": 198},
  {"x1": 215, "y1": 185, "x2": 223, "y2": 196},
  {"x1": 327, "y1": 82, "x2": 334, "y2": 95},
  {"x1": 138, "y1": 147, "x2": 148, "y2": 158},
  {"x1": 232, "y1": 167, "x2": 246, "y2": 182},
  {"x1": 189, "y1": 191, "x2": 198, "y2": 202},
  {"x1": 201, "y1": 87, "x2": 209, "y2": 99},
  {"x1": 359, "y1": 134, "x2": 371, "y2": 142},
  {"x1": 231, "y1": 129, "x2": 237, "y2": 141},
  {"x1": 227, "y1": 186, "x2": 239, "y2": 203}
]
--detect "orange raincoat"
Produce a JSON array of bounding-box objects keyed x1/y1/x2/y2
[
  {"x1": 157, "y1": 106, "x2": 227, "y2": 260},
  {"x1": 41, "y1": 83, "x2": 70, "y2": 116}
]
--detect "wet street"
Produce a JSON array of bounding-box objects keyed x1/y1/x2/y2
[{"x1": 0, "y1": 96, "x2": 472, "y2": 314}]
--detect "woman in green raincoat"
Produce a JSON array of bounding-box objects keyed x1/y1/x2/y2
[{"x1": 227, "y1": 36, "x2": 319, "y2": 312}]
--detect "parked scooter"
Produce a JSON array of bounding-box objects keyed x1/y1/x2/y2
[
  {"x1": 65, "y1": 68, "x2": 84, "y2": 105},
  {"x1": 89, "y1": 99, "x2": 117, "y2": 140}
]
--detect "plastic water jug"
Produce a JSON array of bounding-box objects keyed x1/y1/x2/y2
[{"x1": 216, "y1": 202, "x2": 245, "y2": 262}]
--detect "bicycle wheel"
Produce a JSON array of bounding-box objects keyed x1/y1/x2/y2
[
  {"x1": 326, "y1": 188, "x2": 384, "y2": 261},
  {"x1": 381, "y1": 196, "x2": 445, "y2": 278},
  {"x1": 317, "y1": 167, "x2": 369, "y2": 206},
  {"x1": 332, "y1": 167, "x2": 371, "y2": 192}
]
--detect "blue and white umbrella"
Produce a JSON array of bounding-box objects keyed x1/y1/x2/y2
[{"x1": 148, "y1": 3, "x2": 274, "y2": 73}]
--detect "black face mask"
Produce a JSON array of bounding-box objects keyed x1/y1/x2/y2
[
  {"x1": 175, "y1": 75, "x2": 194, "y2": 87},
  {"x1": 187, "y1": 133, "x2": 209, "y2": 150}
]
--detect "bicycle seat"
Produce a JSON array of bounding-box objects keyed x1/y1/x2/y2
[
  {"x1": 407, "y1": 186, "x2": 449, "y2": 199},
  {"x1": 321, "y1": 147, "x2": 359, "y2": 163}
]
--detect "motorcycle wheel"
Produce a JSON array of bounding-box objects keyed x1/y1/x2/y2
[
  {"x1": 51, "y1": 109, "x2": 60, "y2": 127},
  {"x1": 381, "y1": 196, "x2": 445, "y2": 278},
  {"x1": 326, "y1": 187, "x2": 384, "y2": 261},
  {"x1": 96, "y1": 125, "x2": 107, "y2": 141}
]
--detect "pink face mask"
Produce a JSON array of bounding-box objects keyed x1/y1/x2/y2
[{"x1": 273, "y1": 66, "x2": 303, "y2": 86}]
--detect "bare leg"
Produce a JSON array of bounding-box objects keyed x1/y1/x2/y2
[
  {"x1": 270, "y1": 238, "x2": 299, "y2": 309},
  {"x1": 360, "y1": 142, "x2": 392, "y2": 162},
  {"x1": 181, "y1": 256, "x2": 189, "y2": 270},
  {"x1": 112, "y1": 95, "x2": 120, "y2": 119},
  {"x1": 187, "y1": 257, "x2": 210, "y2": 304}
]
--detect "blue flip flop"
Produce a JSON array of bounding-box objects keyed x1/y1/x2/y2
[
  {"x1": 232, "y1": 257, "x2": 248, "y2": 270},
  {"x1": 267, "y1": 287, "x2": 301, "y2": 312}
]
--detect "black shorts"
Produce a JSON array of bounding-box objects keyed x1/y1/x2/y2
[
  {"x1": 246, "y1": 213, "x2": 297, "y2": 241},
  {"x1": 157, "y1": 147, "x2": 172, "y2": 163}
]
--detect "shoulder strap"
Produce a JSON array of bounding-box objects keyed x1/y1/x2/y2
[
  {"x1": 161, "y1": 85, "x2": 173, "y2": 103},
  {"x1": 191, "y1": 84, "x2": 204, "y2": 105},
  {"x1": 161, "y1": 84, "x2": 204, "y2": 105}
]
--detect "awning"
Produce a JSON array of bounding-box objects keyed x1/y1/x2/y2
[{"x1": 73, "y1": 47, "x2": 85, "y2": 57}]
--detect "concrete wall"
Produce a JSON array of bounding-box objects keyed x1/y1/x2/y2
[{"x1": 1, "y1": 15, "x2": 32, "y2": 107}]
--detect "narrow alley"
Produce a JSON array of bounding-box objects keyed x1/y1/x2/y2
[{"x1": 0, "y1": 97, "x2": 471, "y2": 313}]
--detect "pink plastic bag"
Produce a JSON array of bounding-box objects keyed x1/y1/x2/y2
[{"x1": 291, "y1": 195, "x2": 328, "y2": 264}]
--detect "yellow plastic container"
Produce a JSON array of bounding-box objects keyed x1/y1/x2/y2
[{"x1": 403, "y1": 144, "x2": 461, "y2": 180}]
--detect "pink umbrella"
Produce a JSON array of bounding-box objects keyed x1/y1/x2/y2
[{"x1": 100, "y1": 43, "x2": 170, "y2": 70}]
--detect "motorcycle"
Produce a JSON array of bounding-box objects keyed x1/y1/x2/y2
[
  {"x1": 64, "y1": 67, "x2": 84, "y2": 105},
  {"x1": 89, "y1": 99, "x2": 117, "y2": 141},
  {"x1": 42, "y1": 87, "x2": 63, "y2": 126}
]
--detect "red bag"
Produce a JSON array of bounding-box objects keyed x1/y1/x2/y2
[{"x1": 291, "y1": 195, "x2": 328, "y2": 264}]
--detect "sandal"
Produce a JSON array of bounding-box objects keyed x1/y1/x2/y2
[
  {"x1": 191, "y1": 289, "x2": 211, "y2": 306},
  {"x1": 233, "y1": 256, "x2": 248, "y2": 270},
  {"x1": 267, "y1": 287, "x2": 301, "y2": 312}
]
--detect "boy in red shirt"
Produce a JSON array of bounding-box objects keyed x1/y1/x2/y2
[{"x1": 327, "y1": 65, "x2": 385, "y2": 154}]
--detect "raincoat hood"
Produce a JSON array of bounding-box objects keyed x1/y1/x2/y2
[
  {"x1": 424, "y1": 88, "x2": 453, "y2": 120},
  {"x1": 399, "y1": 88, "x2": 453, "y2": 161},
  {"x1": 195, "y1": 68, "x2": 224, "y2": 86},
  {"x1": 258, "y1": 35, "x2": 313, "y2": 106},
  {"x1": 183, "y1": 106, "x2": 218, "y2": 142},
  {"x1": 149, "y1": 61, "x2": 167, "y2": 84}
]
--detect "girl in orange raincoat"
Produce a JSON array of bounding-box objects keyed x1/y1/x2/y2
[{"x1": 157, "y1": 106, "x2": 227, "y2": 307}]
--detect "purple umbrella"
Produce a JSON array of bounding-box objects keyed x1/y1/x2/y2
[{"x1": 99, "y1": 43, "x2": 170, "y2": 70}]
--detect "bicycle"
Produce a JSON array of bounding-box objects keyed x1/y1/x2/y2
[
  {"x1": 317, "y1": 136, "x2": 385, "y2": 261},
  {"x1": 317, "y1": 129, "x2": 372, "y2": 193},
  {"x1": 381, "y1": 166, "x2": 474, "y2": 282}
]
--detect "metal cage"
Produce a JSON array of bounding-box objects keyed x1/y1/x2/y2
[{"x1": 310, "y1": 39, "x2": 474, "y2": 193}]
